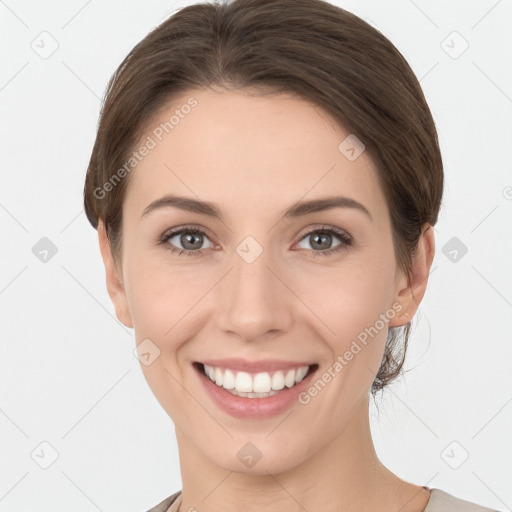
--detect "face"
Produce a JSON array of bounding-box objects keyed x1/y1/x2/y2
[{"x1": 100, "y1": 87, "x2": 428, "y2": 475}]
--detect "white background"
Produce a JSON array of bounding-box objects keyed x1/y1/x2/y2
[{"x1": 1, "y1": 0, "x2": 511, "y2": 511}]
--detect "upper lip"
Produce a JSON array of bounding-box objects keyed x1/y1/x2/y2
[{"x1": 198, "y1": 358, "x2": 315, "y2": 373}]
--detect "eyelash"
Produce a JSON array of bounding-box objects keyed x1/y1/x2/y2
[{"x1": 158, "y1": 224, "x2": 353, "y2": 258}]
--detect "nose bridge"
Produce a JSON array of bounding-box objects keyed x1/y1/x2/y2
[{"x1": 215, "y1": 235, "x2": 293, "y2": 340}]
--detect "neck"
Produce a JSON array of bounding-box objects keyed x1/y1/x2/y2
[{"x1": 175, "y1": 395, "x2": 430, "y2": 512}]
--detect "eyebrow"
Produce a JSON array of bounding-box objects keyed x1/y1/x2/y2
[{"x1": 141, "y1": 194, "x2": 372, "y2": 221}]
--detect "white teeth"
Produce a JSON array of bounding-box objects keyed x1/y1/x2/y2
[
  {"x1": 271, "y1": 371, "x2": 285, "y2": 390},
  {"x1": 222, "y1": 369, "x2": 235, "y2": 389},
  {"x1": 295, "y1": 366, "x2": 308, "y2": 383},
  {"x1": 235, "y1": 371, "x2": 253, "y2": 392},
  {"x1": 284, "y1": 369, "x2": 296, "y2": 388},
  {"x1": 253, "y1": 372, "x2": 272, "y2": 393},
  {"x1": 228, "y1": 389, "x2": 280, "y2": 398},
  {"x1": 202, "y1": 364, "x2": 311, "y2": 395},
  {"x1": 214, "y1": 367, "x2": 223, "y2": 386}
]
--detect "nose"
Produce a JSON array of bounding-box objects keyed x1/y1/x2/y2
[{"x1": 215, "y1": 243, "x2": 294, "y2": 342}]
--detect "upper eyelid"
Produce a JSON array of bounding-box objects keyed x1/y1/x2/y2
[{"x1": 161, "y1": 224, "x2": 214, "y2": 239}]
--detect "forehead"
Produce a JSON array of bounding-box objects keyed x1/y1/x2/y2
[{"x1": 125, "y1": 88, "x2": 387, "y2": 221}]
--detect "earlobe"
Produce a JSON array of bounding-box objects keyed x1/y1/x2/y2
[
  {"x1": 389, "y1": 224, "x2": 435, "y2": 327},
  {"x1": 97, "y1": 221, "x2": 133, "y2": 328}
]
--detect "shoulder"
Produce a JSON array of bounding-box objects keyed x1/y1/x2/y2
[
  {"x1": 144, "y1": 490, "x2": 182, "y2": 512},
  {"x1": 425, "y1": 488, "x2": 501, "y2": 512},
  {"x1": 142, "y1": 488, "x2": 501, "y2": 512}
]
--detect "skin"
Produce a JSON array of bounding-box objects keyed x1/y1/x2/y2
[{"x1": 98, "y1": 87, "x2": 435, "y2": 512}]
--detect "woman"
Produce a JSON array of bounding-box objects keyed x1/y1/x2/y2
[{"x1": 83, "y1": 0, "x2": 500, "y2": 511}]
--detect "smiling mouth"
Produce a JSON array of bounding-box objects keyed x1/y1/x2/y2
[{"x1": 193, "y1": 362, "x2": 319, "y2": 399}]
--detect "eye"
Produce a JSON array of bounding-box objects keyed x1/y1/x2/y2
[
  {"x1": 295, "y1": 225, "x2": 352, "y2": 257},
  {"x1": 158, "y1": 224, "x2": 352, "y2": 258},
  {"x1": 159, "y1": 226, "x2": 213, "y2": 257}
]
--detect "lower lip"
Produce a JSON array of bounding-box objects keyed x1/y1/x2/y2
[{"x1": 194, "y1": 363, "x2": 318, "y2": 419}]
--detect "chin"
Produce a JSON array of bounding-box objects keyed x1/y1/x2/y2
[{"x1": 201, "y1": 434, "x2": 313, "y2": 476}]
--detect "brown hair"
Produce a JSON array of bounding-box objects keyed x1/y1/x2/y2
[{"x1": 83, "y1": 0, "x2": 443, "y2": 394}]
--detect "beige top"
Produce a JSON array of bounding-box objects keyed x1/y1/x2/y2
[{"x1": 145, "y1": 488, "x2": 501, "y2": 512}]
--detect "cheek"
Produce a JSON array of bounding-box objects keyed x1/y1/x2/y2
[
  {"x1": 291, "y1": 253, "x2": 397, "y2": 343},
  {"x1": 123, "y1": 252, "x2": 205, "y2": 334},
  {"x1": 289, "y1": 253, "x2": 398, "y2": 406},
  {"x1": 123, "y1": 258, "x2": 206, "y2": 417},
  {"x1": 124, "y1": 236, "x2": 398, "y2": 348}
]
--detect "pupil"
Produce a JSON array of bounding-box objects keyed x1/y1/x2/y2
[
  {"x1": 183, "y1": 233, "x2": 202, "y2": 250},
  {"x1": 312, "y1": 233, "x2": 331, "y2": 250}
]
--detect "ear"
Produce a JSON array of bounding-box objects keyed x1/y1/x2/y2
[
  {"x1": 97, "y1": 220, "x2": 133, "y2": 328},
  {"x1": 388, "y1": 223, "x2": 435, "y2": 328}
]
